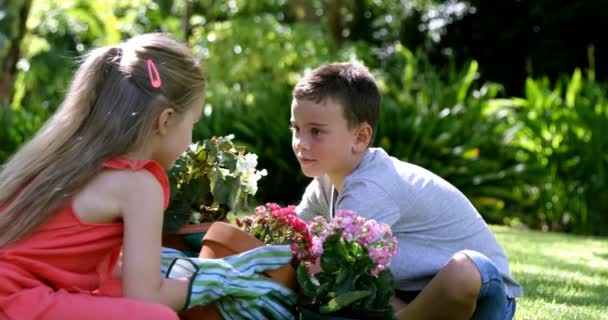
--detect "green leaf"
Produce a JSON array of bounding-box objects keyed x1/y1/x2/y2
[
  {"x1": 211, "y1": 173, "x2": 238, "y2": 206},
  {"x1": 225, "y1": 178, "x2": 242, "y2": 211},
  {"x1": 334, "y1": 269, "x2": 355, "y2": 296},
  {"x1": 320, "y1": 291, "x2": 371, "y2": 313},
  {"x1": 297, "y1": 263, "x2": 320, "y2": 298},
  {"x1": 320, "y1": 233, "x2": 348, "y2": 273},
  {"x1": 371, "y1": 270, "x2": 395, "y2": 309}
]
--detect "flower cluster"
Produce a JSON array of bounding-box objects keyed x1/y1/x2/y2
[
  {"x1": 297, "y1": 209, "x2": 398, "y2": 316},
  {"x1": 163, "y1": 135, "x2": 267, "y2": 234},
  {"x1": 236, "y1": 203, "x2": 315, "y2": 262},
  {"x1": 307, "y1": 209, "x2": 398, "y2": 276},
  {"x1": 235, "y1": 152, "x2": 267, "y2": 195}
]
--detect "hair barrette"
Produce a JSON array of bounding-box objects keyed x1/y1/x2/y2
[{"x1": 147, "y1": 58, "x2": 162, "y2": 88}]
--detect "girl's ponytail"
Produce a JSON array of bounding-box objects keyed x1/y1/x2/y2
[
  {"x1": 0, "y1": 46, "x2": 124, "y2": 247},
  {"x1": 42, "y1": 46, "x2": 122, "y2": 136},
  {"x1": 0, "y1": 33, "x2": 205, "y2": 248}
]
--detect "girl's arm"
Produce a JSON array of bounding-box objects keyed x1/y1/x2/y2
[{"x1": 118, "y1": 169, "x2": 189, "y2": 311}]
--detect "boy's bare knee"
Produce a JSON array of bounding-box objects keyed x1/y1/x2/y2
[{"x1": 440, "y1": 253, "x2": 482, "y2": 304}]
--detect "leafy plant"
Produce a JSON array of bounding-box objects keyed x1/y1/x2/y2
[
  {"x1": 296, "y1": 210, "x2": 398, "y2": 317},
  {"x1": 502, "y1": 69, "x2": 608, "y2": 234},
  {"x1": 163, "y1": 135, "x2": 267, "y2": 234}
]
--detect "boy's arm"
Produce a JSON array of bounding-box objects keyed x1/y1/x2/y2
[{"x1": 295, "y1": 177, "x2": 332, "y2": 221}]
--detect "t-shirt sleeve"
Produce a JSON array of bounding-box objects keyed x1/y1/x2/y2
[
  {"x1": 296, "y1": 178, "x2": 331, "y2": 221},
  {"x1": 337, "y1": 179, "x2": 400, "y2": 227}
]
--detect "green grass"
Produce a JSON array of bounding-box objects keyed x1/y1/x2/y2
[{"x1": 492, "y1": 225, "x2": 608, "y2": 320}]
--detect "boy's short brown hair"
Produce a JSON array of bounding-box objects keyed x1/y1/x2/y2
[{"x1": 292, "y1": 62, "x2": 381, "y2": 138}]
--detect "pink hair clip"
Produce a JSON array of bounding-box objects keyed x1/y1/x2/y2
[{"x1": 147, "y1": 58, "x2": 162, "y2": 88}]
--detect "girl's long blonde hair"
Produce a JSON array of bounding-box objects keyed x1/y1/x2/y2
[{"x1": 0, "y1": 33, "x2": 206, "y2": 247}]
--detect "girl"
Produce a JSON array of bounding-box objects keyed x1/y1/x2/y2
[{"x1": 0, "y1": 33, "x2": 206, "y2": 319}]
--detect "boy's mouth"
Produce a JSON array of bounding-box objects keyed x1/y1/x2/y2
[{"x1": 298, "y1": 157, "x2": 316, "y2": 165}]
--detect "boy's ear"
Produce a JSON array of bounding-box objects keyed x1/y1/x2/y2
[
  {"x1": 156, "y1": 108, "x2": 176, "y2": 135},
  {"x1": 352, "y1": 122, "x2": 372, "y2": 153}
]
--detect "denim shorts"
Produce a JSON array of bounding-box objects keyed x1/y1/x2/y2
[
  {"x1": 460, "y1": 250, "x2": 516, "y2": 320},
  {"x1": 395, "y1": 250, "x2": 517, "y2": 319}
]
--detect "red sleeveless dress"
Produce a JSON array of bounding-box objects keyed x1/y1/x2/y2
[{"x1": 0, "y1": 157, "x2": 178, "y2": 320}]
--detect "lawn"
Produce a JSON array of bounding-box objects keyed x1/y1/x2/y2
[{"x1": 492, "y1": 225, "x2": 608, "y2": 320}]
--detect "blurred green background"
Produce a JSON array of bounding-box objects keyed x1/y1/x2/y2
[{"x1": 1, "y1": 0, "x2": 607, "y2": 236}]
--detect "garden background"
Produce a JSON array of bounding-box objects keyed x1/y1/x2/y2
[{"x1": 1, "y1": 1, "x2": 607, "y2": 318}]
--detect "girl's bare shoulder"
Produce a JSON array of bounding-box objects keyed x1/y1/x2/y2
[{"x1": 72, "y1": 169, "x2": 163, "y2": 223}]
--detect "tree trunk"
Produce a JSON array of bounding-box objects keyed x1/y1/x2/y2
[
  {"x1": 327, "y1": 0, "x2": 343, "y2": 42},
  {"x1": 290, "y1": 0, "x2": 316, "y2": 22},
  {"x1": 182, "y1": 0, "x2": 192, "y2": 41},
  {"x1": 0, "y1": 0, "x2": 32, "y2": 106}
]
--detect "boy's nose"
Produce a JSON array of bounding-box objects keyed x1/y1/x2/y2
[{"x1": 293, "y1": 136, "x2": 309, "y2": 151}]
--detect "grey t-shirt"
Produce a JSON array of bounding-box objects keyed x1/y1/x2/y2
[{"x1": 296, "y1": 148, "x2": 523, "y2": 298}]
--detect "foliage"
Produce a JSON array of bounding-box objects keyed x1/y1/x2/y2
[
  {"x1": 236, "y1": 202, "x2": 314, "y2": 263},
  {"x1": 0, "y1": 102, "x2": 50, "y2": 161},
  {"x1": 163, "y1": 135, "x2": 267, "y2": 234},
  {"x1": 296, "y1": 210, "x2": 397, "y2": 316},
  {"x1": 2, "y1": 0, "x2": 608, "y2": 236},
  {"x1": 496, "y1": 69, "x2": 608, "y2": 234}
]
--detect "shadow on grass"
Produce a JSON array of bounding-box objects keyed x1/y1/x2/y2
[
  {"x1": 493, "y1": 227, "x2": 608, "y2": 308},
  {"x1": 514, "y1": 261, "x2": 608, "y2": 307},
  {"x1": 593, "y1": 251, "x2": 608, "y2": 260},
  {"x1": 510, "y1": 248, "x2": 608, "y2": 279},
  {"x1": 518, "y1": 279, "x2": 608, "y2": 308}
]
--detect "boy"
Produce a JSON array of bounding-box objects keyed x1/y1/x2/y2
[{"x1": 290, "y1": 62, "x2": 522, "y2": 320}]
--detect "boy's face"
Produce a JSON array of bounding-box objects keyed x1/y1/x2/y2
[{"x1": 290, "y1": 98, "x2": 362, "y2": 184}]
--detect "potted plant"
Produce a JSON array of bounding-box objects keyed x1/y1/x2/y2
[
  {"x1": 162, "y1": 135, "x2": 267, "y2": 253},
  {"x1": 183, "y1": 203, "x2": 314, "y2": 320},
  {"x1": 296, "y1": 209, "x2": 399, "y2": 320},
  {"x1": 200, "y1": 203, "x2": 315, "y2": 289}
]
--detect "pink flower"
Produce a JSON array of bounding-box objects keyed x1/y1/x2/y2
[
  {"x1": 370, "y1": 267, "x2": 380, "y2": 277},
  {"x1": 291, "y1": 217, "x2": 307, "y2": 232},
  {"x1": 267, "y1": 202, "x2": 281, "y2": 212},
  {"x1": 238, "y1": 203, "x2": 316, "y2": 263},
  {"x1": 255, "y1": 205, "x2": 266, "y2": 215},
  {"x1": 310, "y1": 236, "x2": 325, "y2": 257},
  {"x1": 344, "y1": 223, "x2": 363, "y2": 236},
  {"x1": 290, "y1": 242, "x2": 299, "y2": 252}
]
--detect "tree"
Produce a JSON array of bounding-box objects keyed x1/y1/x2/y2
[{"x1": 0, "y1": 0, "x2": 32, "y2": 105}]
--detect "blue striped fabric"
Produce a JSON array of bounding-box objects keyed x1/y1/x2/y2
[
  {"x1": 160, "y1": 247, "x2": 187, "y2": 277},
  {"x1": 162, "y1": 245, "x2": 297, "y2": 319}
]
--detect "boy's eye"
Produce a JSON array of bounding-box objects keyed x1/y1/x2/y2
[
  {"x1": 289, "y1": 125, "x2": 299, "y2": 133},
  {"x1": 311, "y1": 128, "x2": 322, "y2": 135}
]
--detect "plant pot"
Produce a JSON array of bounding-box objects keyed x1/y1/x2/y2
[
  {"x1": 298, "y1": 304, "x2": 394, "y2": 320},
  {"x1": 180, "y1": 222, "x2": 298, "y2": 320},
  {"x1": 162, "y1": 223, "x2": 213, "y2": 254},
  {"x1": 200, "y1": 221, "x2": 298, "y2": 290}
]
